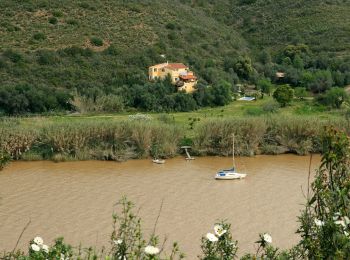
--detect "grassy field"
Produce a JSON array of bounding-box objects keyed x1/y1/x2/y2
[{"x1": 34, "y1": 97, "x2": 343, "y2": 124}]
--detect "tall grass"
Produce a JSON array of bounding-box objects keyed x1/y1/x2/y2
[
  {"x1": 194, "y1": 118, "x2": 266, "y2": 156},
  {"x1": 194, "y1": 116, "x2": 348, "y2": 156},
  {"x1": 0, "y1": 119, "x2": 38, "y2": 159},
  {"x1": 0, "y1": 116, "x2": 347, "y2": 165}
]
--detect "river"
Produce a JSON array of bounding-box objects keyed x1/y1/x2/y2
[{"x1": 0, "y1": 155, "x2": 320, "y2": 258}]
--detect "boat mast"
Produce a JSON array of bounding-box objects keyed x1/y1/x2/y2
[{"x1": 232, "y1": 133, "x2": 235, "y2": 168}]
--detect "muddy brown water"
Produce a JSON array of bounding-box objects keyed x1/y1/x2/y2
[{"x1": 0, "y1": 155, "x2": 320, "y2": 258}]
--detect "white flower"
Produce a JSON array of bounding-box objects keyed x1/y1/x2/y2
[
  {"x1": 333, "y1": 212, "x2": 341, "y2": 221},
  {"x1": 206, "y1": 233, "x2": 218, "y2": 242},
  {"x1": 214, "y1": 224, "x2": 227, "y2": 237},
  {"x1": 344, "y1": 216, "x2": 350, "y2": 225},
  {"x1": 42, "y1": 244, "x2": 49, "y2": 253},
  {"x1": 263, "y1": 233, "x2": 272, "y2": 243},
  {"x1": 60, "y1": 253, "x2": 69, "y2": 260},
  {"x1": 113, "y1": 239, "x2": 123, "y2": 245},
  {"x1": 314, "y1": 218, "x2": 324, "y2": 227},
  {"x1": 31, "y1": 244, "x2": 41, "y2": 252},
  {"x1": 144, "y1": 245, "x2": 160, "y2": 255},
  {"x1": 335, "y1": 219, "x2": 346, "y2": 227},
  {"x1": 33, "y1": 236, "x2": 44, "y2": 246}
]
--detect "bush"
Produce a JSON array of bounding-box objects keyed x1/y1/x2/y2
[
  {"x1": 294, "y1": 87, "x2": 308, "y2": 100},
  {"x1": 52, "y1": 10, "x2": 63, "y2": 17},
  {"x1": 316, "y1": 87, "x2": 348, "y2": 109},
  {"x1": 48, "y1": 17, "x2": 58, "y2": 24},
  {"x1": 166, "y1": 22, "x2": 176, "y2": 30},
  {"x1": 273, "y1": 84, "x2": 294, "y2": 107},
  {"x1": 32, "y1": 32, "x2": 46, "y2": 41},
  {"x1": 90, "y1": 37, "x2": 104, "y2": 47},
  {"x1": 0, "y1": 150, "x2": 10, "y2": 170},
  {"x1": 262, "y1": 102, "x2": 280, "y2": 113},
  {"x1": 3, "y1": 49, "x2": 22, "y2": 63},
  {"x1": 66, "y1": 19, "x2": 78, "y2": 25}
]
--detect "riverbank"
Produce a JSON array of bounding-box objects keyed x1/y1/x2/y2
[{"x1": 0, "y1": 115, "x2": 348, "y2": 166}]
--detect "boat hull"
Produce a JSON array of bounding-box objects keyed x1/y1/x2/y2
[
  {"x1": 215, "y1": 172, "x2": 246, "y2": 180},
  {"x1": 152, "y1": 159, "x2": 165, "y2": 164}
]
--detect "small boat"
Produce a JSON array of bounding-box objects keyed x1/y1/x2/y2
[
  {"x1": 152, "y1": 159, "x2": 165, "y2": 164},
  {"x1": 215, "y1": 169, "x2": 247, "y2": 180},
  {"x1": 215, "y1": 134, "x2": 247, "y2": 180}
]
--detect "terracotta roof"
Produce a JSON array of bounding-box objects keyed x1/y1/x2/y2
[
  {"x1": 180, "y1": 74, "x2": 197, "y2": 80},
  {"x1": 149, "y1": 63, "x2": 168, "y2": 69},
  {"x1": 165, "y1": 63, "x2": 188, "y2": 70}
]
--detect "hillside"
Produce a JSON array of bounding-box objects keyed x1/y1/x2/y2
[
  {"x1": 0, "y1": 0, "x2": 349, "y2": 115},
  {"x1": 228, "y1": 0, "x2": 350, "y2": 56}
]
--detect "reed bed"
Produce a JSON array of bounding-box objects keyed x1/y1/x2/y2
[
  {"x1": 194, "y1": 116, "x2": 348, "y2": 156},
  {"x1": 0, "y1": 116, "x2": 348, "y2": 164}
]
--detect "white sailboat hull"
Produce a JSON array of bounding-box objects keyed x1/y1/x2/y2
[{"x1": 215, "y1": 171, "x2": 247, "y2": 180}]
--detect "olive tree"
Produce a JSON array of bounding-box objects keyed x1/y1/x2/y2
[{"x1": 273, "y1": 84, "x2": 294, "y2": 107}]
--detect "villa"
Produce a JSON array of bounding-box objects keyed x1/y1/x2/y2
[{"x1": 148, "y1": 62, "x2": 197, "y2": 93}]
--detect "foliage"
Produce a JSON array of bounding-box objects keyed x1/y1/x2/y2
[
  {"x1": 297, "y1": 127, "x2": 350, "y2": 259},
  {"x1": 199, "y1": 222, "x2": 238, "y2": 260},
  {"x1": 0, "y1": 1, "x2": 349, "y2": 115},
  {"x1": 316, "y1": 87, "x2": 348, "y2": 109},
  {"x1": 257, "y1": 78, "x2": 273, "y2": 95},
  {"x1": 193, "y1": 81, "x2": 232, "y2": 107},
  {"x1": 90, "y1": 37, "x2": 103, "y2": 47},
  {"x1": 294, "y1": 87, "x2": 308, "y2": 100},
  {"x1": 273, "y1": 85, "x2": 294, "y2": 107},
  {"x1": 0, "y1": 84, "x2": 73, "y2": 115},
  {"x1": 0, "y1": 150, "x2": 10, "y2": 170}
]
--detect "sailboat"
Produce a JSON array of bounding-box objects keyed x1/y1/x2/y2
[{"x1": 215, "y1": 134, "x2": 247, "y2": 180}]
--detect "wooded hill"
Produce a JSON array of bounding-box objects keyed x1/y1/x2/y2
[{"x1": 0, "y1": 0, "x2": 349, "y2": 114}]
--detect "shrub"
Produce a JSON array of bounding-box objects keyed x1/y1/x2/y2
[
  {"x1": 297, "y1": 127, "x2": 350, "y2": 258},
  {"x1": 262, "y1": 102, "x2": 280, "y2": 113},
  {"x1": 52, "y1": 10, "x2": 63, "y2": 17},
  {"x1": 273, "y1": 84, "x2": 294, "y2": 107},
  {"x1": 317, "y1": 87, "x2": 348, "y2": 109},
  {"x1": 37, "y1": 50, "x2": 58, "y2": 65},
  {"x1": 32, "y1": 32, "x2": 46, "y2": 41},
  {"x1": 66, "y1": 19, "x2": 78, "y2": 25},
  {"x1": 3, "y1": 49, "x2": 22, "y2": 63},
  {"x1": 48, "y1": 16, "x2": 58, "y2": 24},
  {"x1": 166, "y1": 22, "x2": 176, "y2": 30},
  {"x1": 294, "y1": 87, "x2": 308, "y2": 100},
  {"x1": 90, "y1": 37, "x2": 104, "y2": 47},
  {"x1": 0, "y1": 150, "x2": 10, "y2": 170},
  {"x1": 94, "y1": 95, "x2": 124, "y2": 112}
]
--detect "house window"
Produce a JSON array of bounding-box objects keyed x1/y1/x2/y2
[
  {"x1": 175, "y1": 77, "x2": 179, "y2": 81},
  {"x1": 154, "y1": 68, "x2": 157, "y2": 72},
  {"x1": 162, "y1": 68, "x2": 165, "y2": 72}
]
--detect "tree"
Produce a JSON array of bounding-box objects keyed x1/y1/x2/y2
[
  {"x1": 308, "y1": 70, "x2": 333, "y2": 93},
  {"x1": 257, "y1": 78, "x2": 273, "y2": 95},
  {"x1": 210, "y1": 81, "x2": 232, "y2": 106},
  {"x1": 273, "y1": 84, "x2": 294, "y2": 107},
  {"x1": 317, "y1": 87, "x2": 348, "y2": 109},
  {"x1": 294, "y1": 87, "x2": 308, "y2": 100},
  {"x1": 293, "y1": 55, "x2": 304, "y2": 69}
]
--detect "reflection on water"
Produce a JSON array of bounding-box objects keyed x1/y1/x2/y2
[{"x1": 0, "y1": 155, "x2": 320, "y2": 258}]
